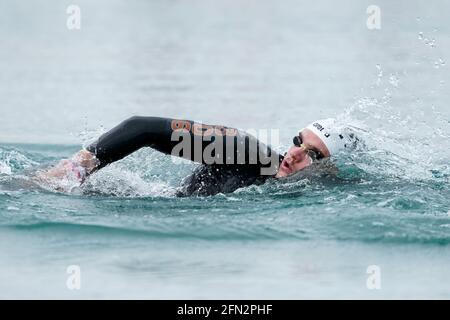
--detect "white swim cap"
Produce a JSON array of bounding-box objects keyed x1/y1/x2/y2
[{"x1": 304, "y1": 118, "x2": 355, "y2": 155}]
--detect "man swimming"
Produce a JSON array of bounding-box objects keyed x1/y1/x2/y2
[{"x1": 37, "y1": 116, "x2": 359, "y2": 196}]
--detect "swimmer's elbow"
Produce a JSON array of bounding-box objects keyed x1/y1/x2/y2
[
  {"x1": 123, "y1": 115, "x2": 147, "y2": 126},
  {"x1": 121, "y1": 116, "x2": 156, "y2": 133}
]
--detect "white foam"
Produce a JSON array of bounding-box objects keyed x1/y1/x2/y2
[{"x1": 0, "y1": 162, "x2": 12, "y2": 175}]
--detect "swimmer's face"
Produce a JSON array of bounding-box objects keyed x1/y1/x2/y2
[
  {"x1": 276, "y1": 128, "x2": 331, "y2": 178},
  {"x1": 276, "y1": 145, "x2": 312, "y2": 178}
]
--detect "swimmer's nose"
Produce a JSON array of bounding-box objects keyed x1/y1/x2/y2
[
  {"x1": 288, "y1": 146, "x2": 307, "y2": 162},
  {"x1": 285, "y1": 156, "x2": 293, "y2": 164}
]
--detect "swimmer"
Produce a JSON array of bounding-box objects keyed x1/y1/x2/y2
[{"x1": 37, "y1": 116, "x2": 360, "y2": 196}]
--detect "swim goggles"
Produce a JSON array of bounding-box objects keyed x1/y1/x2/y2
[{"x1": 292, "y1": 134, "x2": 324, "y2": 161}]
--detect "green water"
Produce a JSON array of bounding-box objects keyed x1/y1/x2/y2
[{"x1": 1, "y1": 140, "x2": 449, "y2": 298}]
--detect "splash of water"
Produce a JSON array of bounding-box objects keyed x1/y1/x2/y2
[{"x1": 0, "y1": 147, "x2": 38, "y2": 175}]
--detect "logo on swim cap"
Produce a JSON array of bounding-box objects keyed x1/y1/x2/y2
[{"x1": 304, "y1": 118, "x2": 350, "y2": 155}]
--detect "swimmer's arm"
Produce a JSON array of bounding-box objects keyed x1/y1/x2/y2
[
  {"x1": 84, "y1": 116, "x2": 270, "y2": 172},
  {"x1": 38, "y1": 116, "x2": 230, "y2": 183},
  {"x1": 85, "y1": 116, "x2": 178, "y2": 169}
]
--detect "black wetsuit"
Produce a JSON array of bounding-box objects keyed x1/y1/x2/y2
[{"x1": 87, "y1": 116, "x2": 283, "y2": 196}]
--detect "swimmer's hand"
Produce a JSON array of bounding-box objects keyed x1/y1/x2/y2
[
  {"x1": 70, "y1": 150, "x2": 99, "y2": 176},
  {"x1": 34, "y1": 150, "x2": 98, "y2": 191}
]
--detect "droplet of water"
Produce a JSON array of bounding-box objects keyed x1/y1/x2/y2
[
  {"x1": 429, "y1": 38, "x2": 436, "y2": 48},
  {"x1": 418, "y1": 32, "x2": 424, "y2": 40},
  {"x1": 434, "y1": 59, "x2": 445, "y2": 69},
  {"x1": 376, "y1": 64, "x2": 383, "y2": 76},
  {"x1": 389, "y1": 74, "x2": 399, "y2": 87}
]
